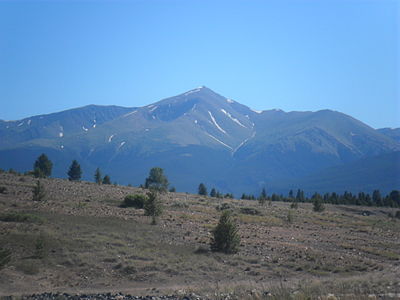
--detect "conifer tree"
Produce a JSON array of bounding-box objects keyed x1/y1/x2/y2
[
  {"x1": 210, "y1": 188, "x2": 217, "y2": 198},
  {"x1": 94, "y1": 168, "x2": 102, "y2": 184},
  {"x1": 102, "y1": 175, "x2": 111, "y2": 185},
  {"x1": 210, "y1": 210, "x2": 240, "y2": 254},
  {"x1": 144, "y1": 167, "x2": 169, "y2": 192},
  {"x1": 67, "y1": 160, "x2": 82, "y2": 181},
  {"x1": 32, "y1": 180, "x2": 46, "y2": 201},
  {"x1": 33, "y1": 153, "x2": 53, "y2": 178},
  {"x1": 198, "y1": 183, "x2": 208, "y2": 196}
]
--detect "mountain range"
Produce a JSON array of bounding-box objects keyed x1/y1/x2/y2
[{"x1": 1, "y1": 86, "x2": 399, "y2": 196}]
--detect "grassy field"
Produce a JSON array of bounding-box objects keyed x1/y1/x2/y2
[{"x1": 0, "y1": 172, "x2": 399, "y2": 299}]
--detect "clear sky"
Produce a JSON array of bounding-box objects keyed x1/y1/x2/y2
[{"x1": 0, "y1": 0, "x2": 398, "y2": 128}]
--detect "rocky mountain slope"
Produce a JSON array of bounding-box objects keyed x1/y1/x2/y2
[{"x1": 0, "y1": 87, "x2": 399, "y2": 195}]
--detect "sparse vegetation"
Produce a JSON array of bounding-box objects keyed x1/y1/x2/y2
[
  {"x1": 32, "y1": 180, "x2": 46, "y2": 201},
  {"x1": 210, "y1": 210, "x2": 240, "y2": 254},
  {"x1": 0, "y1": 171, "x2": 399, "y2": 297}
]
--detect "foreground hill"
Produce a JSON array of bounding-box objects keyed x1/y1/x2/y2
[
  {"x1": 0, "y1": 87, "x2": 399, "y2": 195},
  {"x1": 0, "y1": 173, "x2": 399, "y2": 298}
]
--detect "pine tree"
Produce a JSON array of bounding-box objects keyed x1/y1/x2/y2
[
  {"x1": 198, "y1": 183, "x2": 208, "y2": 196},
  {"x1": 32, "y1": 180, "x2": 46, "y2": 201},
  {"x1": 144, "y1": 190, "x2": 163, "y2": 225},
  {"x1": 94, "y1": 168, "x2": 102, "y2": 184},
  {"x1": 102, "y1": 175, "x2": 111, "y2": 184},
  {"x1": 33, "y1": 153, "x2": 53, "y2": 178},
  {"x1": 144, "y1": 167, "x2": 169, "y2": 192},
  {"x1": 210, "y1": 210, "x2": 240, "y2": 254},
  {"x1": 67, "y1": 160, "x2": 82, "y2": 181},
  {"x1": 312, "y1": 193, "x2": 325, "y2": 212},
  {"x1": 258, "y1": 188, "x2": 267, "y2": 205},
  {"x1": 210, "y1": 188, "x2": 217, "y2": 198}
]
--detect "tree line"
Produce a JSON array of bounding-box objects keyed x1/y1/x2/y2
[{"x1": 198, "y1": 183, "x2": 400, "y2": 208}]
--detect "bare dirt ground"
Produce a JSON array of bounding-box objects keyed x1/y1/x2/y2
[{"x1": 0, "y1": 172, "x2": 399, "y2": 299}]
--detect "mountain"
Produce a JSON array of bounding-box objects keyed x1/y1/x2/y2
[
  {"x1": 1, "y1": 87, "x2": 399, "y2": 195},
  {"x1": 377, "y1": 128, "x2": 400, "y2": 143}
]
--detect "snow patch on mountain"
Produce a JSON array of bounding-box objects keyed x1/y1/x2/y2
[
  {"x1": 226, "y1": 99, "x2": 234, "y2": 103},
  {"x1": 123, "y1": 110, "x2": 137, "y2": 117},
  {"x1": 251, "y1": 109, "x2": 262, "y2": 114},
  {"x1": 149, "y1": 106, "x2": 158, "y2": 113},
  {"x1": 205, "y1": 132, "x2": 232, "y2": 150},
  {"x1": 208, "y1": 111, "x2": 226, "y2": 134},
  {"x1": 27, "y1": 120, "x2": 32, "y2": 125},
  {"x1": 108, "y1": 135, "x2": 114, "y2": 142},
  {"x1": 233, "y1": 132, "x2": 256, "y2": 154},
  {"x1": 118, "y1": 141, "x2": 126, "y2": 149},
  {"x1": 184, "y1": 88, "x2": 202, "y2": 96},
  {"x1": 59, "y1": 132, "x2": 63, "y2": 138},
  {"x1": 82, "y1": 126, "x2": 88, "y2": 132},
  {"x1": 220, "y1": 109, "x2": 246, "y2": 128}
]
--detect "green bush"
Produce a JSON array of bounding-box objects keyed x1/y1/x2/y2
[
  {"x1": 216, "y1": 203, "x2": 233, "y2": 211},
  {"x1": 240, "y1": 207, "x2": 261, "y2": 215},
  {"x1": 121, "y1": 194, "x2": 148, "y2": 208},
  {"x1": 395, "y1": 211, "x2": 400, "y2": 219},
  {"x1": 210, "y1": 210, "x2": 240, "y2": 254},
  {"x1": 0, "y1": 186, "x2": 7, "y2": 194}
]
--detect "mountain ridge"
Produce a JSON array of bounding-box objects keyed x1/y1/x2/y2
[{"x1": 0, "y1": 87, "x2": 398, "y2": 195}]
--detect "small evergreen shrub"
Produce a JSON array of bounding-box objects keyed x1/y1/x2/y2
[
  {"x1": 144, "y1": 191, "x2": 163, "y2": 225},
  {"x1": 210, "y1": 210, "x2": 240, "y2": 254},
  {"x1": 32, "y1": 180, "x2": 46, "y2": 201},
  {"x1": 121, "y1": 194, "x2": 148, "y2": 208},
  {"x1": 313, "y1": 197, "x2": 325, "y2": 212},
  {"x1": 395, "y1": 211, "x2": 400, "y2": 219},
  {"x1": 0, "y1": 186, "x2": 7, "y2": 194}
]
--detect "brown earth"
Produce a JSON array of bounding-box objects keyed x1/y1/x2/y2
[{"x1": 0, "y1": 172, "x2": 399, "y2": 299}]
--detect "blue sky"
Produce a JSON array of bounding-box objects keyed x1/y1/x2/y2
[{"x1": 0, "y1": 0, "x2": 398, "y2": 128}]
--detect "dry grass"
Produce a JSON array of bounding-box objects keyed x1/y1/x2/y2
[{"x1": 0, "y1": 172, "x2": 399, "y2": 298}]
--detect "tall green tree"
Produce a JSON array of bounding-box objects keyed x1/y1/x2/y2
[
  {"x1": 67, "y1": 160, "x2": 82, "y2": 181},
  {"x1": 33, "y1": 153, "x2": 53, "y2": 178},
  {"x1": 210, "y1": 188, "x2": 217, "y2": 198},
  {"x1": 102, "y1": 175, "x2": 111, "y2": 185},
  {"x1": 198, "y1": 183, "x2": 208, "y2": 196},
  {"x1": 144, "y1": 167, "x2": 169, "y2": 192},
  {"x1": 94, "y1": 168, "x2": 102, "y2": 184},
  {"x1": 210, "y1": 210, "x2": 240, "y2": 254},
  {"x1": 312, "y1": 193, "x2": 325, "y2": 212}
]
